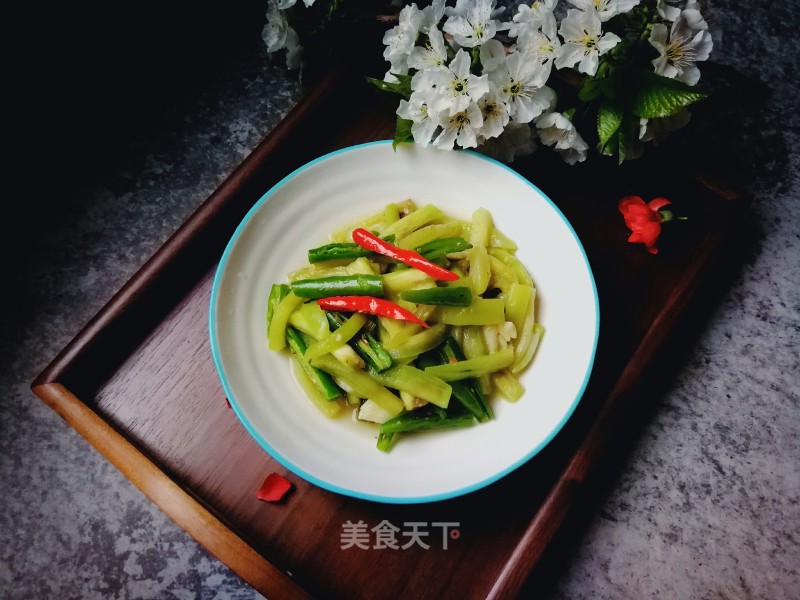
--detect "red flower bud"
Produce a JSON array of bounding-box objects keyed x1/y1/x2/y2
[{"x1": 618, "y1": 196, "x2": 672, "y2": 254}]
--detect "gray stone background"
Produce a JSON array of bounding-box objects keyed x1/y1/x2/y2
[{"x1": 2, "y1": 1, "x2": 797, "y2": 598}]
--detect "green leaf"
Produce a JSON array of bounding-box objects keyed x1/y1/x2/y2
[
  {"x1": 393, "y1": 117, "x2": 413, "y2": 149},
  {"x1": 632, "y1": 70, "x2": 707, "y2": 118},
  {"x1": 597, "y1": 99, "x2": 623, "y2": 152},
  {"x1": 366, "y1": 74, "x2": 413, "y2": 100},
  {"x1": 578, "y1": 78, "x2": 603, "y2": 102}
]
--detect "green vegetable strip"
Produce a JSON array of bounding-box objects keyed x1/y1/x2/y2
[
  {"x1": 469, "y1": 208, "x2": 493, "y2": 248},
  {"x1": 468, "y1": 247, "x2": 491, "y2": 295},
  {"x1": 376, "y1": 431, "x2": 398, "y2": 453},
  {"x1": 400, "y1": 286, "x2": 472, "y2": 306},
  {"x1": 290, "y1": 361, "x2": 343, "y2": 417},
  {"x1": 384, "y1": 323, "x2": 450, "y2": 359},
  {"x1": 438, "y1": 337, "x2": 493, "y2": 421},
  {"x1": 379, "y1": 405, "x2": 475, "y2": 434},
  {"x1": 380, "y1": 204, "x2": 445, "y2": 239},
  {"x1": 288, "y1": 301, "x2": 329, "y2": 340},
  {"x1": 291, "y1": 275, "x2": 383, "y2": 299},
  {"x1": 268, "y1": 292, "x2": 305, "y2": 351},
  {"x1": 424, "y1": 348, "x2": 515, "y2": 381},
  {"x1": 369, "y1": 365, "x2": 452, "y2": 408},
  {"x1": 384, "y1": 203, "x2": 401, "y2": 227},
  {"x1": 326, "y1": 312, "x2": 393, "y2": 372},
  {"x1": 435, "y1": 298, "x2": 505, "y2": 326},
  {"x1": 307, "y1": 235, "x2": 396, "y2": 263},
  {"x1": 382, "y1": 268, "x2": 433, "y2": 292},
  {"x1": 267, "y1": 284, "x2": 290, "y2": 332},
  {"x1": 285, "y1": 327, "x2": 343, "y2": 402},
  {"x1": 512, "y1": 323, "x2": 544, "y2": 375},
  {"x1": 504, "y1": 283, "x2": 533, "y2": 338},
  {"x1": 397, "y1": 222, "x2": 462, "y2": 250},
  {"x1": 489, "y1": 248, "x2": 533, "y2": 287},
  {"x1": 310, "y1": 354, "x2": 404, "y2": 416},
  {"x1": 304, "y1": 313, "x2": 368, "y2": 361},
  {"x1": 493, "y1": 370, "x2": 525, "y2": 402},
  {"x1": 415, "y1": 237, "x2": 472, "y2": 261}
]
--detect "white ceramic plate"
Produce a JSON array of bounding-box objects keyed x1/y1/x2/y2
[{"x1": 209, "y1": 141, "x2": 599, "y2": 504}]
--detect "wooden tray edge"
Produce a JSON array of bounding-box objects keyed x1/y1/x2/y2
[
  {"x1": 31, "y1": 68, "x2": 345, "y2": 389},
  {"x1": 31, "y1": 382, "x2": 313, "y2": 600},
  {"x1": 487, "y1": 194, "x2": 747, "y2": 598}
]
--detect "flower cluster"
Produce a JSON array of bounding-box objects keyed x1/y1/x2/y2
[{"x1": 264, "y1": 0, "x2": 713, "y2": 164}]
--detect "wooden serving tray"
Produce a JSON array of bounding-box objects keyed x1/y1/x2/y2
[{"x1": 32, "y1": 69, "x2": 744, "y2": 600}]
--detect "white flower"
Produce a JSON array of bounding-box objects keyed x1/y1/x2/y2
[
  {"x1": 479, "y1": 39, "x2": 507, "y2": 74},
  {"x1": 535, "y1": 112, "x2": 589, "y2": 164},
  {"x1": 656, "y1": 0, "x2": 682, "y2": 21},
  {"x1": 420, "y1": 0, "x2": 447, "y2": 34},
  {"x1": 479, "y1": 122, "x2": 538, "y2": 162},
  {"x1": 398, "y1": 90, "x2": 441, "y2": 145},
  {"x1": 639, "y1": 109, "x2": 691, "y2": 143},
  {"x1": 428, "y1": 49, "x2": 490, "y2": 115},
  {"x1": 443, "y1": 0, "x2": 507, "y2": 48},
  {"x1": 433, "y1": 102, "x2": 484, "y2": 149},
  {"x1": 514, "y1": 11, "x2": 561, "y2": 82},
  {"x1": 408, "y1": 27, "x2": 448, "y2": 72},
  {"x1": 657, "y1": 0, "x2": 699, "y2": 21},
  {"x1": 554, "y1": 8, "x2": 621, "y2": 75},
  {"x1": 263, "y1": 4, "x2": 303, "y2": 69},
  {"x1": 567, "y1": 0, "x2": 641, "y2": 22},
  {"x1": 476, "y1": 87, "x2": 510, "y2": 139},
  {"x1": 490, "y1": 51, "x2": 553, "y2": 122},
  {"x1": 383, "y1": 4, "x2": 423, "y2": 69},
  {"x1": 508, "y1": 0, "x2": 557, "y2": 36},
  {"x1": 649, "y1": 8, "x2": 712, "y2": 85}
]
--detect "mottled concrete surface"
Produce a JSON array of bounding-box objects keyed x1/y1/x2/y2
[{"x1": 2, "y1": 1, "x2": 797, "y2": 599}]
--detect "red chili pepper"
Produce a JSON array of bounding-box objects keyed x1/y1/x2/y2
[
  {"x1": 351, "y1": 228, "x2": 459, "y2": 282},
  {"x1": 317, "y1": 296, "x2": 430, "y2": 328}
]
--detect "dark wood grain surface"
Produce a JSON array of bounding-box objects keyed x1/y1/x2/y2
[{"x1": 32, "y1": 69, "x2": 744, "y2": 600}]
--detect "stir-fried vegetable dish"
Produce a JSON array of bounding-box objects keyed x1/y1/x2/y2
[{"x1": 266, "y1": 200, "x2": 544, "y2": 452}]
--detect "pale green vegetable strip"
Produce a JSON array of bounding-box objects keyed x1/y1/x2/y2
[
  {"x1": 380, "y1": 204, "x2": 445, "y2": 239},
  {"x1": 493, "y1": 370, "x2": 525, "y2": 402},
  {"x1": 378, "y1": 316, "x2": 419, "y2": 348},
  {"x1": 489, "y1": 248, "x2": 534, "y2": 287},
  {"x1": 288, "y1": 301, "x2": 329, "y2": 341},
  {"x1": 330, "y1": 209, "x2": 388, "y2": 242},
  {"x1": 511, "y1": 323, "x2": 544, "y2": 374},
  {"x1": 384, "y1": 203, "x2": 400, "y2": 227},
  {"x1": 435, "y1": 298, "x2": 505, "y2": 326},
  {"x1": 469, "y1": 208, "x2": 493, "y2": 248},
  {"x1": 488, "y1": 255, "x2": 518, "y2": 291},
  {"x1": 461, "y1": 222, "x2": 518, "y2": 251},
  {"x1": 370, "y1": 365, "x2": 452, "y2": 408},
  {"x1": 304, "y1": 313, "x2": 368, "y2": 360},
  {"x1": 423, "y1": 348, "x2": 514, "y2": 381},
  {"x1": 489, "y1": 227, "x2": 517, "y2": 251},
  {"x1": 383, "y1": 268, "x2": 433, "y2": 292},
  {"x1": 291, "y1": 360, "x2": 343, "y2": 417},
  {"x1": 289, "y1": 263, "x2": 352, "y2": 282},
  {"x1": 385, "y1": 323, "x2": 449, "y2": 359},
  {"x1": 504, "y1": 283, "x2": 533, "y2": 338},
  {"x1": 397, "y1": 222, "x2": 462, "y2": 250},
  {"x1": 268, "y1": 292, "x2": 305, "y2": 351},
  {"x1": 510, "y1": 288, "x2": 538, "y2": 372},
  {"x1": 469, "y1": 247, "x2": 491, "y2": 295},
  {"x1": 331, "y1": 344, "x2": 365, "y2": 369},
  {"x1": 462, "y1": 325, "x2": 491, "y2": 394},
  {"x1": 462, "y1": 326, "x2": 487, "y2": 359},
  {"x1": 310, "y1": 354, "x2": 404, "y2": 416},
  {"x1": 345, "y1": 256, "x2": 380, "y2": 276}
]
